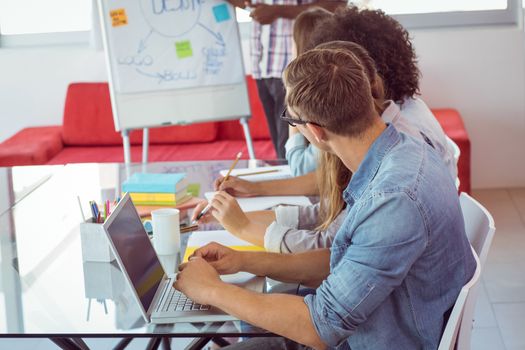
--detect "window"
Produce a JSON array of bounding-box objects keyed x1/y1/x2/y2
[
  {"x1": 0, "y1": 0, "x2": 91, "y2": 46},
  {"x1": 363, "y1": 0, "x2": 508, "y2": 15},
  {"x1": 360, "y1": 0, "x2": 519, "y2": 28}
]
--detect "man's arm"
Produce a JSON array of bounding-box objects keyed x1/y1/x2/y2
[
  {"x1": 240, "y1": 248, "x2": 330, "y2": 286},
  {"x1": 250, "y1": 1, "x2": 346, "y2": 25},
  {"x1": 211, "y1": 286, "x2": 326, "y2": 350},
  {"x1": 189, "y1": 242, "x2": 330, "y2": 286},
  {"x1": 271, "y1": 1, "x2": 345, "y2": 19},
  {"x1": 175, "y1": 255, "x2": 328, "y2": 349}
]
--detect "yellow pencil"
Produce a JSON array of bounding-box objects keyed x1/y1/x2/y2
[
  {"x1": 223, "y1": 151, "x2": 243, "y2": 182},
  {"x1": 195, "y1": 151, "x2": 243, "y2": 222},
  {"x1": 237, "y1": 169, "x2": 279, "y2": 177}
]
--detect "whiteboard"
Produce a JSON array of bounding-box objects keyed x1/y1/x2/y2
[{"x1": 98, "y1": 0, "x2": 251, "y2": 131}]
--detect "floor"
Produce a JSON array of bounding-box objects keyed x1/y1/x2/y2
[{"x1": 1, "y1": 188, "x2": 524, "y2": 350}]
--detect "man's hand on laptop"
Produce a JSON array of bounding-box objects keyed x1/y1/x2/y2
[
  {"x1": 174, "y1": 257, "x2": 223, "y2": 304},
  {"x1": 188, "y1": 242, "x2": 244, "y2": 275},
  {"x1": 175, "y1": 243, "x2": 246, "y2": 303}
]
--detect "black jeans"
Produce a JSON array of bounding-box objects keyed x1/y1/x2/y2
[{"x1": 255, "y1": 78, "x2": 288, "y2": 159}]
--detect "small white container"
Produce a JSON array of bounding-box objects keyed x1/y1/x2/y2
[
  {"x1": 80, "y1": 220, "x2": 115, "y2": 262},
  {"x1": 151, "y1": 208, "x2": 181, "y2": 256}
]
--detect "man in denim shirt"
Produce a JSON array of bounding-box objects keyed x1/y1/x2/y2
[{"x1": 174, "y1": 48, "x2": 476, "y2": 349}]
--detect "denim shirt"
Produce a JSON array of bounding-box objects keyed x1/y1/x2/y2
[{"x1": 304, "y1": 125, "x2": 476, "y2": 350}]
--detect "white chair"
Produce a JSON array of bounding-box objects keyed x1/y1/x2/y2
[
  {"x1": 438, "y1": 192, "x2": 496, "y2": 350},
  {"x1": 446, "y1": 136, "x2": 461, "y2": 190},
  {"x1": 438, "y1": 249, "x2": 481, "y2": 350},
  {"x1": 459, "y1": 192, "x2": 496, "y2": 269}
]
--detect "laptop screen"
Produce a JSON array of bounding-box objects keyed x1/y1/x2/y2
[{"x1": 106, "y1": 197, "x2": 165, "y2": 313}]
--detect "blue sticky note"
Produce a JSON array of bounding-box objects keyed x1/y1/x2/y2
[{"x1": 213, "y1": 3, "x2": 231, "y2": 22}]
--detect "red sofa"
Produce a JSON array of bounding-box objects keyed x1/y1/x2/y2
[{"x1": 0, "y1": 76, "x2": 471, "y2": 193}]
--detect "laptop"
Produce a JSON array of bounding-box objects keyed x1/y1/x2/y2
[{"x1": 103, "y1": 193, "x2": 265, "y2": 324}]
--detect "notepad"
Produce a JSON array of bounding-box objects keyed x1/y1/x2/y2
[
  {"x1": 204, "y1": 192, "x2": 311, "y2": 212},
  {"x1": 219, "y1": 165, "x2": 292, "y2": 182},
  {"x1": 183, "y1": 230, "x2": 265, "y2": 262}
]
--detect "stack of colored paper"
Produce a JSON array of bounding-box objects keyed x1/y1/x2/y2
[{"x1": 122, "y1": 172, "x2": 189, "y2": 206}]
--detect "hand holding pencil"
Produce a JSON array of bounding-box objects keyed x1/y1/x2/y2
[{"x1": 193, "y1": 152, "x2": 242, "y2": 223}]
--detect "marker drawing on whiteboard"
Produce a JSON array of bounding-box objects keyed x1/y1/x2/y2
[
  {"x1": 137, "y1": 29, "x2": 154, "y2": 54},
  {"x1": 197, "y1": 22, "x2": 225, "y2": 47},
  {"x1": 118, "y1": 55, "x2": 154, "y2": 66},
  {"x1": 151, "y1": 0, "x2": 204, "y2": 14},
  {"x1": 203, "y1": 47, "x2": 226, "y2": 75},
  {"x1": 136, "y1": 68, "x2": 197, "y2": 84}
]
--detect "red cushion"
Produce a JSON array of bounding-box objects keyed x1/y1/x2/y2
[
  {"x1": 46, "y1": 140, "x2": 276, "y2": 164},
  {"x1": 62, "y1": 83, "x2": 218, "y2": 146},
  {"x1": 0, "y1": 126, "x2": 63, "y2": 166},
  {"x1": 432, "y1": 108, "x2": 471, "y2": 194},
  {"x1": 217, "y1": 76, "x2": 271, "y2": 140}
]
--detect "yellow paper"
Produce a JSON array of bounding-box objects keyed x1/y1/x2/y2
[{"x1": 110, "y1": 8, "x2": 128, "y2": 27}]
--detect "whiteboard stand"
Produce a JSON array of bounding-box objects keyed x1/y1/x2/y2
[
  {"x1": 121, "y1": 130, "x2": 131, "y2": 164},
  {"x1": 240, "y1": 117, "x2": 256, "y2": 160},
  {"x1": 142, "y1": 128, "x2": 149, "y2": 164}
]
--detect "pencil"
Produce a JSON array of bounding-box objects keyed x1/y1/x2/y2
[
  {"x1": 195, "y1": 151, "x2": 242, "y2": 223},
  {"x1": 223, "y1": 151, "x2": 243, "y2": 182},
  {"x1": 237, "y1": 169, "x2": 279, "y2": 177}
]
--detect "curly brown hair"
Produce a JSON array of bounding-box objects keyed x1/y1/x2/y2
[{"x1": 309, "y1": 6, "x2": 420, "y2": 103}]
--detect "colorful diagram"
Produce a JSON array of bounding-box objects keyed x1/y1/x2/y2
[{"x1": 104, "y1": 0, "x2": 244, "y2": 94}]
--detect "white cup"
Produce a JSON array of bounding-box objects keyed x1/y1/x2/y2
[{"x1": 151, "y1": 208, "x2": 180, "y2": 256}]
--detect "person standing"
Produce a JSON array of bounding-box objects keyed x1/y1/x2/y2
[{"x1": 227, "y1": 0, "x2": 344, "y2": 158}]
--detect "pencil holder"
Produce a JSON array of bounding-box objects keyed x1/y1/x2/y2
[{"x1": 80, "y1": 220, "x2": 115, "y2": 262}]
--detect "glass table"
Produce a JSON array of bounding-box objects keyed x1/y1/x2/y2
[{"x1": 0, "y1": 160, "x2": 287, "y2": 349}]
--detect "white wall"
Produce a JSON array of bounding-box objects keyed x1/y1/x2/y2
[
  {"x1": 1, "y1": 22, "x2": 525, "y2": 189},
  {"x1": 412, "y1": 25, "x2": 525, "y2": 188},
  {"x1": 0, "y1": 45, "x2": 106, "y2": 141}
]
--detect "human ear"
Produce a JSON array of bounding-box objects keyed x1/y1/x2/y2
[{"x1": 306, "y1": 123, "x2": 327, "y2": 144}]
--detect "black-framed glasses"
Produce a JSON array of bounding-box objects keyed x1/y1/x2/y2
[{"x1": 280, "y1": 108, "x2": 309, "y2": 127}]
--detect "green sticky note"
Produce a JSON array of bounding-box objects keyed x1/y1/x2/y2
[
  {"x1": 175, "y1": 41, "x2": 193, "y2": 59},
  {"x1": 187, "y1": 183, "x2": 201, "y2": 197}
]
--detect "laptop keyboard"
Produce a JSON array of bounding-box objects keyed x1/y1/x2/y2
[{"x1": 163, "y1": 287, "x2": 210, "y2": 312}]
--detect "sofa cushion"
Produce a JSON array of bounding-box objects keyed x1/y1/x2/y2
[
  {"x1": 0, "y1": 126, "x2": 63, "y2": 166},
  {"x1": 46, "y1": 140, "x2": 276, "y2": 164},
  {"x1": 217, "y1": 76, "x2": 272, "y2": 140},
  {"x1": 62, "y1": 83, "x2": 218, "y2": 146}
]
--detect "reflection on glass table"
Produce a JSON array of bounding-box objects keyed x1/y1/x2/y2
[{"x1": 0, "y1": 161, "x2": 287, "y2": 340}]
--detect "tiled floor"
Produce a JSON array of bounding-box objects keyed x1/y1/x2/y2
[
  {"x1": 470, "y1": 188, "x2": 525, "y2": 350},
  {"x1": 1, "y1": 188, "x2": 524, "y2": 349}
]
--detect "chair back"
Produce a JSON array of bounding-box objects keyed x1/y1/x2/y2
[
  {"x1": 446, "y1": 136, "x2": 461, "y2": 189},
  {"x1": 438, "y1": 249, "x2": 481, "y2": 350},
  {"x1": 459, "y1": 192, "x2": 496, "y2": 269},
  {"x1": 439, "y1": 193, "x2": 495, "y2": 350}
]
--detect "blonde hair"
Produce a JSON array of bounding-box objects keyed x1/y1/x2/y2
[
  {"x1": 312, "y1": 42, "x2": 386, "y2": 231},
  {"x1": 293, "y1": 7, "x2": 333, "y2": 56}
]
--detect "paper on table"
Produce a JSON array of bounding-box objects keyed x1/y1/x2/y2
[
  {"x1": 219, "y1": 165, "x2": 291, "y2": 182},
  {"x1": 204, "y1": 192, "x2": 311, "y2": 212},
  {"x1": 183, "y1": 230, "x2": 265, "y2": 261}
]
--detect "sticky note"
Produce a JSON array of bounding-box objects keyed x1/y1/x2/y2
[
  {"x1": 187, "y1": 183, "x2": 200, "y2": 197},
  {"x1": 110, "y1": 8, "x2": 128, "y2": 27},
  {"x1": 212, "y1": 3, "x2": 231, "y2": 22},
  {"x1": 175, "y1": 41, "x2": 193, "y2": 59}
]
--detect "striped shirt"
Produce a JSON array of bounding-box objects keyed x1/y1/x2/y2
[{"x1": 249, "y1": 0, "x2": 316, "y2": 79}]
